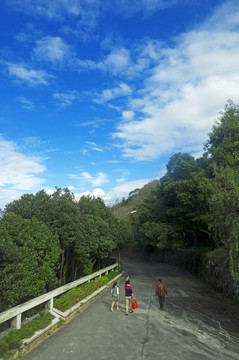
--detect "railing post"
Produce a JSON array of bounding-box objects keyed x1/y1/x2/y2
[
  {"x1": 45, "y1": 298, "x2": 54, "y2": 311},
  {"x1": 0, "y1": 262, "x2": 119, "y2": 330},
  {"x1": 11, "y1": 314, "x2": 22, "y2": 330}
]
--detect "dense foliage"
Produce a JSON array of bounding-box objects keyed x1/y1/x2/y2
[
  {"x1": 113, "y1": 101, "x2": 239, "y2": 279},
  {"x1": 0, "y1": 190, "x2": 131, "y2": 311}
]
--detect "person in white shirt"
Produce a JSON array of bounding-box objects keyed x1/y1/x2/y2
[{"x1": 111, "y1": 281, "x2": 119, "y2": 311}]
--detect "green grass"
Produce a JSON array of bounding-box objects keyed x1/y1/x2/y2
[{"x1": 0, "y1": 312, "x2": 53, "y2": 360}]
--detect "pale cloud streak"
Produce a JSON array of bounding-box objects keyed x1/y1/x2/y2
[
  {"x1": 104, "y1": 0, "x2": 185, "y2": 17},
  {"x1": 53, "y1": 90, "x2": 80, "y2": 108},
  {"x1": 18, "y1": 96, "x2": 35, "y2": 110},
  {"x1": 5, "y1": 0, "x2": 183, "y2": 23},
  {"x1": 77, "y1": 46, "x2": 149, "y2": 78},
  {"x1": 69, "y1": 170, "x2": 109, "y2": 187},
  {"x1": 5, "y1": 0, "x2": 100, "y2": 26},
  {"x1": 93, "y1": 83, "x2": 132, "y2": 104},
  {"x1": 7, "y1": 63, "x2": 50, "y2": 86}
]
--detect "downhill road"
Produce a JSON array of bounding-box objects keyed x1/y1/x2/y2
[{"x1": 23, "y1": 258, "x2": 239, "y2": 360}]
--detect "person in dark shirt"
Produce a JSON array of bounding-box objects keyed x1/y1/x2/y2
[
  {"x1": 155, "y1": 279, "x2": 168, "y2": 310},
  {"x1": 124, "y1": 275, "x2": 135, "y2": 315}
]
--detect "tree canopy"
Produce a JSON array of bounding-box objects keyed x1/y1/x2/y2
[
  {"x1": 0, "y1": 189, "x2": 130, "y2": 311},
  {"x1": 113, "y1": 101, "x2": 239, "y2": 279}
]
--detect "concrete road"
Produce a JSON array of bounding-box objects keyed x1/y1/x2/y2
[{"x1": 23, "y1": 258, "x2": 239, "y2": 360}]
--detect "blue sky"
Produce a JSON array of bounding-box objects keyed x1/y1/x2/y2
[{"x1": 0, "y1": 0, "x2": 239, "y2": 209}]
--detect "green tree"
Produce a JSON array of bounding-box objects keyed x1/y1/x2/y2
[
  {"x1": 0, "y1": 213, "x2": 60, "y2": 310},
  {"x1": 204, "y1": 100, "x2": 239, "y2": 167},
  {"x1": 137, "y1": 153, "x2": 213, "y2": 251},
  {"x1": 204, "y1": 101, "x2": 239, "y2": 278},
  {"x1": 78, "y1": 196, "x2": 131, "y2": 268}
]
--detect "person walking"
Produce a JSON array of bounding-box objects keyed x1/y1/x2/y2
[
  {"x1": 156, "y1": 279, "x2": 168, "y2": 310},
  {"x1": 124, "y1": 275, "x2": 135, "y2": 316},
  {"x1": 111, "y1": 281, "x2": 119, "y2": 311}
]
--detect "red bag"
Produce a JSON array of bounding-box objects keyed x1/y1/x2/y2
[{"x1": 132, "y1": 299, "x2": 138, "y2": 309}]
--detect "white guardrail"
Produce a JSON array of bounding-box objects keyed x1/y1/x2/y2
[{"x1": 0, "y1": 262, "x2": 118, "y2": 330}]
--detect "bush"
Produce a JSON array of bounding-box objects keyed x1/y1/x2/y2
[
  {"x1": 17, "y1": 326, "x2": 34, "y2": 339},
  {"x1": 0, "y1": 312, "x2": 53, "y2": 360},
  {"x1": 0, "y1": 340, "x2": 10, "y2": 359},
  {"x1": 54, "y1": 266, "x2": 123, "y2": 312},
  {"x1": 4, "y1": 332, "x2": 22, "y2": 349}
]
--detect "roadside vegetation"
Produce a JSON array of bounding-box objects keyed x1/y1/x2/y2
[
  {"x1": 0, "y1": 312, "x2": 53, "y2": 360},
  {"x1": 0, "y1": 193, "x2": 130, "y2": 312},
  {"x1": 111, "y1": 100, "x2": 239, "y2": 279},
  {"x1": 0, "y1": 265, "x2": 123, "y2": 360},
  {"x1": 54, "y1": 265, "x2": 123, "y2": 312}
]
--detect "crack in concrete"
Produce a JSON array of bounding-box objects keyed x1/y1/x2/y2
[{"x1": 141, "y1": 284, "x2": 154, "y2": 359}]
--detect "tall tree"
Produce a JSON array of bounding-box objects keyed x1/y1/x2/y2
[
  {"x1": 204, "y1": 101, "x2": 239, "y2": 278},
  {"x1": 0, "y1": 213, "x2": 60, "y2": 310}
]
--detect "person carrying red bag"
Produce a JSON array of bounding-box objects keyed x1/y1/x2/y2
[{"x1": 124, "y1": 275, "x2": 136, "y2": 316}]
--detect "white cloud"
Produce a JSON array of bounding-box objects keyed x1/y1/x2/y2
[
  {"x1": 0, "y1": 136, "x2": 46, "y2": 209},
  {"x1": 86, "y1": 141, "x2": 97, "y2": 146},
  {"x1": 46, "y1": 178, "x2": 152, "y2": 206},
  {"x1": 5, "y1": 0, "x2": 183, "y2": 24},
  {"x1": 74, "y1": 188, "x2": 106, "y2": 201},
  {"x1": 34, "y1": 36, "x2": 70, "y2": 64},
  {"x1": 89, "y1": 172, "x2": 109, "y2": 186},
  {"x1": 116, "y1": 177, "x2": 126, "y2": 183},
  {"x1": 122, "y1": 111, "x2": 135, "y2": 121},
  {"x1": 77, "y1": 47, "x2": 131, "y2": 75},
  {"x1": 104, "y1": 0, "x2": 185, "y2": 17},
  {"x1": 53, "y1": 90, "x2": 80, "y2": 108},
  {"x1": 83, "y1": 141, "x2": 104, "y2": 152},
  {"x1": 93, "y1": 83, "x2": 132, "y2": 104},
  {"x1": 77, "y1": 46, "x2": 149, "y2": 77},
  {"x1": 112, "y1": 4, "x2": 239, "y2": 161},
  {"x1": 69, "y1": 170, "x2": 109, "y2": 187},
  {"x1": 18, "y1": 96, "x2": 35, "y2": 110},
  {"x1": 105, "y1": 179, "x2": 151, "y2": 204},
  {"x1": 8, "y1": 63, "x2": 50, "y2": 86},
  {"x1": 72, "y1": 179, "x2": 152, "y2": 205},
  {"x1": 92, "y1": 147, "x2": 104, "y2": 152},
  {"x1": 6, "y1": 0, "x2": 100, "y2": 26}
]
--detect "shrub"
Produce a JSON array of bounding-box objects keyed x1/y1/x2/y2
[
  {"x1": 54, "y1": 266, "x2": 123, "y2": 312},
  {"x1": 0, "y1": 312, "x2": 53, "y2": 359},
  {"x1": 0, "y1": 340, "x2": 10, "y2": 359},
  {"x1": 4, "y1": 332, "x2": 22, "y2": 349}
]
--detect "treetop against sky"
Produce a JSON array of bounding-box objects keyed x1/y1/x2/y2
[{"x1": 0, "y1": 0, "x2": 239, "y2": 208}]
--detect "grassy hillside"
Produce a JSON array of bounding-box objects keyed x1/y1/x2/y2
[{"x1": 110, "y1": 180, "x2": 159, "y2": 219}]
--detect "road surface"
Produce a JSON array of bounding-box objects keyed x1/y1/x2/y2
[{"x1": 22, "y1": 258, "x2": 239, "y2": 360}]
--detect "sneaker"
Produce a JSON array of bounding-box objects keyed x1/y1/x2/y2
[
  {"x1": 117, "y1": 307, "x2": 119, "y2": 310},
  {"x1": 130, "y1": 311, "x2": 134, "y2": 313},
  {"x1": 111, "y1": 308, "x2": 113, "y2": 311},
  {"x1": 125, "y1": 313, "x2": 128, "y2": 316}
]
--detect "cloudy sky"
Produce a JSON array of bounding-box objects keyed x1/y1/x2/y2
[{"x1": 0, "y1": 0, "x2": 239, "y2": 209}]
